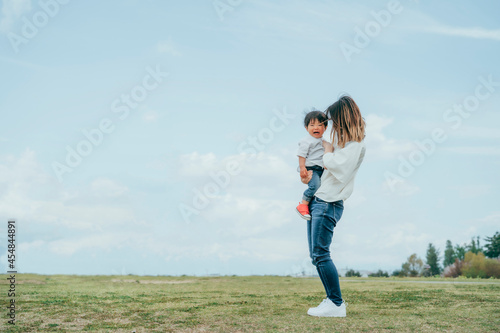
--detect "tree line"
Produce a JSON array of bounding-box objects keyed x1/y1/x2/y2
[{"x1": 345, "y1": 231, "x2": 500, "y2": 278}]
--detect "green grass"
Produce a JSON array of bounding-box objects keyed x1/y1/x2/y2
[{"x1": 1, "y1": 274, "x2": 499, "y2": 332}]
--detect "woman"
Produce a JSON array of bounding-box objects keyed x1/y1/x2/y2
[{"x1": 303, "y1": 95, "x2": 366, "y2": 317}]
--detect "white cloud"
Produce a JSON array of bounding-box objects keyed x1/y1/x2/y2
[
  {"x1": 0, "y1": 149, "x2": 306, "y2": 266},
  {"x1": 0, "y1": 150, "x2": 137, "y2": 234},
  {"x1": 48, "y1": 232, "x2": 133, "y2": 256},
  {"x1": 206, "y1": 0, "x2": 368, "y2": 59},
  {"x1": 0, "y1": 150, "x2": 163, "y2": 268},
  {"x1": 90, "y1": 178, "x2": 128, "y2": 197},
  {"x1": 382, "y1": 177, "x2": 420, "y2": 197},
  {"x1": 36, "y1": 201, "x2": 136, "y2": 231},
  {"x1": 378, "y1": 223, "x2": 431, "y2": 250},
  {"x1": 450, "y1": 185, "x2": 491, "y2": 199},
  {"x1": 344, "y1": 187, "x2": 367, "y2": 208},
  {"x1": 450, "y1": 125, "x2": 500, "y2": 139},
  {"x1": 0, "y1": 0, "x2": 31, "y2": 33},
  {"x1": 142, "y1": 108, "x2": 159, "y2": 122},
  {"x1": 204, "y1": 196, "x2": 293, "y2": 237},
  {"x1": 475, "y1": 212, "x2": 500, "y2": 227},
  {"x1": 17, "y1": 240, "x2": 45, "y2": 257},
  {"x1": 141, "y1": 233, "x2": 306, "y2": 263},
  {"x1": 0, "y1": 56, "x2": 47, "y2": 71},
  {"x1": 176, "y1": 151, "x2": 297, "y2": 191},
  {"x1": 157, "y1": 38, "x2": 182, "y2": 56},
  {"x1": 397, "y1": 7, "x2": 500, "y2": 42},
  {"x1": 172, "y1": 150, "x2": 306, "y2": 261},
  {"x1": 411, "y1": 123, "x2": 500, "y2": 141},
  {"x1": 443, "y1": 146, "x2": 500, "y2": 155},
  {"x1": 0, "y1": 149, "x2": 53, "y2": 219},
  {"x1": 328, "y1": 220, "x2": 434, "y2": 272},
  {"x1": 422, "y1": 26, "x2": 500, "y2": 41},
  {"x1": 364, "y1": 114, "x2": 415, "y2": 161},
  {"x1": 177, "y1": 152, "x2": 218, "y2": 178}
]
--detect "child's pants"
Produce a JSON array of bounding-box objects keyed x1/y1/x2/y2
[{"x1": 302, "y1": 165, "x2": 324, "y2": 203}]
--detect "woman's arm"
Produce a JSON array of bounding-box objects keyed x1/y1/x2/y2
[
  {"x1": 300, "y1": 170, "x2": 313, "y2": 184},
  {"x1": 322, "y1": 141, "x2": 365, "y2": 183},
  {"x1": 322, "y1": 140, "x2": 334, "y2": 169}
]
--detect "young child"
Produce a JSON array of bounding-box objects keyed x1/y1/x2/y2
[{"x1": 296, "y1": 111, "x2": 328, "y2": 220}]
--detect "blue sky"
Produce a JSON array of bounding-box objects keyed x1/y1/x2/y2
[{"x1": 0, "y1": 0, "x2": 499, "y2": 276}]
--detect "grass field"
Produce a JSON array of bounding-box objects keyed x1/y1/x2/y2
[{"x1": 1, "y1": 274, "x2": 499, "y2": 332}]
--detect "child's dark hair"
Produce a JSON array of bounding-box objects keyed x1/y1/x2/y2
[{"x1": 304, "y1": 111, "x2": 328, "y2": 128}]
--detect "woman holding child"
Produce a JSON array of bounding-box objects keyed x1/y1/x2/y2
[{"x1": 297, "y1": 95, "x2": 366, "y2": 317}]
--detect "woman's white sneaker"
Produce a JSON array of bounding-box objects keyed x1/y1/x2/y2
[{"x1": 307, "y1": 299, "x2": 346, "y2": 317}]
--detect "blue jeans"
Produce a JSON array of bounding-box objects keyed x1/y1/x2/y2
[
  {"x1": 307, "y1": 197, "x2": 344, "y2": 305},
  {"x1": 302, "y1": 166, "x2": 323, "y2": 203}
]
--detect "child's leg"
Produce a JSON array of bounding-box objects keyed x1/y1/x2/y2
[
  {"x1": 302, "y1": 169, "x2": 322, "y2": 204},
  {"x1": 297, "y1": 167, "x2": 323, "y2": 221}
]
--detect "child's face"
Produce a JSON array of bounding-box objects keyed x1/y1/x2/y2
[{"x1": 306, "y1": 119, "x2": 326, "y2": 139}]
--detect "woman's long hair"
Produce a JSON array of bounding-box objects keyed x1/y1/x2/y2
[{"x1": 325, "y1": 95, "x2": 365, "y2": 148}]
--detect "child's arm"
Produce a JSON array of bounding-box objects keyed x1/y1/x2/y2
[
  {"x1": 297, "y1": 139, "x2": 310, "y2": 178},
  {"x1": 298, "y1": 156, "x2": 308, "y2": 178}
]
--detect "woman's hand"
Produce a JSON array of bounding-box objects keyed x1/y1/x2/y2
[
  {"x1": 301, "y1": 170, "x2": 313, "y2": 184},
  {"x1": 322, "y1": 140, "x2": 334, "y2": 153}
]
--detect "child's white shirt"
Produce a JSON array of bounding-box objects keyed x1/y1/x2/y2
[
  {"x1": 314, "y1": 140, "x2": 366, "y2": 202},
  {"x1": 297, "y1": 135, "x2": 324, "y2": 167}
]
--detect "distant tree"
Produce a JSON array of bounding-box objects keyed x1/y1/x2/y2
[
  {"x1": 368, "y1": 270, "x2": 389, "y2": 277},
  {"x1": 467, "y1": 236, "x2": 482, "y2": 254},
  {"x1": 484, "y1": 232, "x2": 500, "y2": 259},
  {"x1": 443, "y1": 240, "x2": 456, "y2": 267},
  {"x1": 425, "y1": 243, "x2": 442, "y2": 276},
  {"x1": 454, "y1": 244, "x2": 467, "y2": 261},
  {"x1": 401, "y1": 254, "x2": 424, "y2": 277},
  {"x1": 345, "y1": 269, "x2": 361, "y2": 277},
  {"x1": 391, "y1": 269, "x2": 402, "y2": 277}
]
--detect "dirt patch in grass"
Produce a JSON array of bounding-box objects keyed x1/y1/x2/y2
[
  {"x1": 0, "y1": 279, "x2": 46, "y2": 284},
  {"x1": 111, "y1": 279, "x2": 195, "y2": 284}
]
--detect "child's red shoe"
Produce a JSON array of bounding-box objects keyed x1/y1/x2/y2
[{"x1": 296, "y1": 203, "x2": 311, "y2": 221}]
